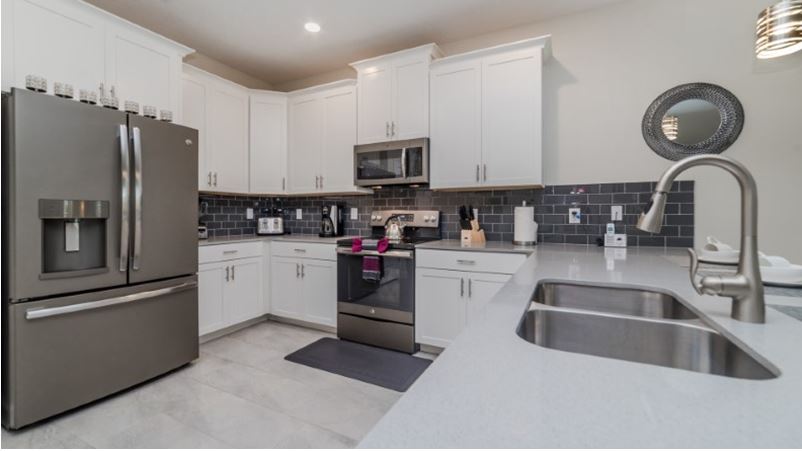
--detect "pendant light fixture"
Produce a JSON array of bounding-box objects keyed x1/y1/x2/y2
[{"x1": 755, "y1": 0, "x2": 802, "y2": 59}]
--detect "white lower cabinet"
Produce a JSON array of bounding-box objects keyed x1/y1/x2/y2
[
  {"x1": 270, "y1": 256, "x2": 336, "y2": 327},
  {"x1": 416, "y1": 251, "x2": 526, "y2": 348},
  {"x1": 198, "y1": 246, "x2": 264, "y2": 336}
]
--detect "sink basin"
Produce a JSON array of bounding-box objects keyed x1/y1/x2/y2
[
  {"x1": 533, "y1": 282, "x2": 698, "y2": 320},
  {"x1": 517, "y1": 309, "x2": 777, "y2": 380}
]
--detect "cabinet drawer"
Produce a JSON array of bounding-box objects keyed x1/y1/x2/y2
[
  {"x1": 416, "y1": 249, "x2": 526, "y2": 274},
  {"x1": 271, "y1": 241, "x2": 336, "y2": 261},
  {"x1": 199, "y1": 241, "x2": 262, "y2": 264}
]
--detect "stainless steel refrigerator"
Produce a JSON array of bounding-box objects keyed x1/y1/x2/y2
[{"x1": 2, "y1": 88, "x2": 199, "y2": 430}]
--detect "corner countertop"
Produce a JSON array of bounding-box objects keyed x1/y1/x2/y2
[
  {"x1": 415, "y1": 239, "x2": 536, "y2": 255},
  {"x1": 359, "y1": 244, "x2": 802, "y2": 448},
  {"x1": 198, "y1": 234, "x2": 351, "y2": 246}
]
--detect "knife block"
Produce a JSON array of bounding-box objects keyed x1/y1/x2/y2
[{"x1": 460, "y1": 220, "x2": 486, "y2": 245}]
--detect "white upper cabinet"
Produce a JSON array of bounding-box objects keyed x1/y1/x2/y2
[
  {"x1": 429, "y1": 36, "x2": 550, "y2": 190},
  {"x1": 350, "y1": 44, "x2": 442, "y2": 144},
  {"x1": 287, "y1": 80, "x2": 368, "y2": 195},
  {"x1": 249, "y1": 91, "x2": 288, "y2": 194},
  {"x1": 182, "y1": 65, "x2": 249, "y2": 193},
  {"x1": 2, "y1": 0, "x2": 192, "y2": 118}
]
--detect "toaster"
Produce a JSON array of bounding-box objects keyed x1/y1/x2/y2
[{"x1": 257, "y1": 216, "x2": 284, "y2": 235}]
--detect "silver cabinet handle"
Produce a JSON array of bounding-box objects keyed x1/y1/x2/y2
[
  {"x1": 475, "y1": 164, "x2": 480, "y2": 182},
  {"x1": 483, "y1": 164, "x2": 487, "y2": 181},
  {"x1": 386, "y1": 122, "x2": 390, "y2": 138},
  {"x1": 282, "y1": 177, "x2": 286, "y2": 191},
  {"x1": 207, "y1": 172, "x2": 212, "y2": 186},
  {"x1": 222, "y1": 250, "x2": 238, "y2": 255},
  {"x1": 293, "y1": 248, "x2": 307, "y2": 253},
  {"x1": 26, "y1": 281, "x2": 197, "y2": 320},
  {"x1": 460, "y1": 278, "x2": 465, "y2": 297},
  {"x1": 213, "y1": 172, "x2": 218, "y2": 187},
  {"x1": 315, "y1": 175, "x2": 319, "y2": 189},
  {"x1": 468, "y1": 278, "x2": 472, "y2": 298},
  {"x1": 457, "y1": 259, "x2": 476, "y2": 265},
  {"x1": 225, "y1": 266, "x2": 230, "y2": 282},
  {"x1": 319, "y1": 175, "x2": 323, "y2": 189},
  {"x1": 231, "y1": 265, "x2": 235, "y2": 281},
  {"x1": 391, "y1": 121, "x2": 395, "y2": 137},
  {"x1": 301, "y1": 263, "x2": 305, "y2": 278},
  {"x1": 131, "y1": 126, "x2": 143, "y2": 271},
  {"x1": 401, "y1": 147, "x2": 407, "y2": 179},
  {"x1": 296, "y1": 263, "x2": 300, "y2": 278},
  {"x1": 118, "y1": 124, "x2": 130, "y2": 272}
]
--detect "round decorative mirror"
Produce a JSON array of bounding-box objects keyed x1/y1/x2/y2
[{"x1": 642, "y1": 83, "x2": 744, "y2": 161}]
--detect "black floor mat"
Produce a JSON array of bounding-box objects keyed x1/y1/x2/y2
[{"x1": 284, "y1": 338, "x2": 432, "y2": 392}]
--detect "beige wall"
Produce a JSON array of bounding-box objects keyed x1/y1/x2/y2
[
  {"x1": 271, "y1": 67, "x2": 356, "y2": 92},
  {"x1": 277, "y1": 0, "x2": 802, "y2": 261},
  {"x1": 184, "y1": 52, "x2": 272, "y2": 89}
]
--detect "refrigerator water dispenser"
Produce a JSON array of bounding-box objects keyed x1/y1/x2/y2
[{"x1": 39, "y1": 199, "x2": 109, "y2": 276}]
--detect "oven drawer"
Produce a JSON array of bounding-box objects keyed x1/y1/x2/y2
[
  {"x1": 271, "y1": 241, "x2": 336, "y2": 261},
  {"x1": 199, "y1": 241, "x2": 262, "y2": 264},
  {"x1": 415, "y1": 249, "x2": 526, "y2": 274}
]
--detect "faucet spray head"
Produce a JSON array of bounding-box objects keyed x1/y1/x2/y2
[{"x1": 636, "y1": 192, "x2": 668, "y2": 233}]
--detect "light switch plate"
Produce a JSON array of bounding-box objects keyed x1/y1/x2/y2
[
  {"x1": 246, "y1": 208, "x2": 254, "y2": 219},
  {"x1": 611, "y1": 205, "x2": 623, "y2": 221},
  {"x1": 296, "y1": 208, "x2": 302, "y2": 220},
  {"x1": 350, "y1": 207, "x2": 358, "y2": 220}
]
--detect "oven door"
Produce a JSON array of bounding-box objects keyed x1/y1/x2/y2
[
  {"x1": 353, "y1": 138, "x2": 429, "y2": 186},
  {"x1": 336, "y1": 248, "x2": 415, "y2": 324}
]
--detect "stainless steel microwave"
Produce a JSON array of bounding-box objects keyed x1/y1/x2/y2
[{"x1": 354, "y1": 138, "x2": 429, "y2": 187}]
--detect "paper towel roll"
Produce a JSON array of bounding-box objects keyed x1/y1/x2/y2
[{"x1": 514, "y1": 205, "x2": 537, "y2": 245}]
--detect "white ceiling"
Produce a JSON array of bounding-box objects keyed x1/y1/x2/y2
[{"x1": 86, "y1": 0, "x2": 620, "y2": 85}]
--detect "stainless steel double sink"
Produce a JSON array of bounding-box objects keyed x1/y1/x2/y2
[{"x1": 516, "y1": 282, "x2": 778, "y2": 380}]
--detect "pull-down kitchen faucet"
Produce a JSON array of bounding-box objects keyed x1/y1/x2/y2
[{"x1": 637, "y1": 154, "x2": 765, "y2": 323}]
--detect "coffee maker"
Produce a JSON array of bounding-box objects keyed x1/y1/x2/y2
[{"x1": 319, "y1": 205, "x2": 344, "y2": 237}]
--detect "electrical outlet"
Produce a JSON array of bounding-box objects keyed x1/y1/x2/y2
[
  {"x1": 350, "y1": 207, "x2": 358, "y2": 220},
  {"x1": 568, "y1": 208, "x2": 581, "y2": 224},
  {"x1": 296, "y1": 208, "x2": 302, "y2": 220},
  {"x1": 246, "y1": 208, "x2": 254, "y2": 220},
  {"x1": 611, "y1": 205, "x2": 623, "y2": 221}
]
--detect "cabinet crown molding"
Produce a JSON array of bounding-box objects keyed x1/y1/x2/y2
[
  {"x1": 431, "y1": 34, "x2": 552, "y2": 68},
  {"x1": 349, "y1": 43, "x2": 443, "y2": 70},
  {"x1": 287, "y1": 78, "x2": 356, "y2": 97}
]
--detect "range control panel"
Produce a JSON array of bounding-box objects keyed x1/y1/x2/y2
[{"x1": 368, "y1": 210, "x2": 440, "y2": 228}]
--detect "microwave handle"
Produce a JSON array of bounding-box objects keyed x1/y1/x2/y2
[{"x1": 401, "y1": 148, "x2": 407, "y2": 179}]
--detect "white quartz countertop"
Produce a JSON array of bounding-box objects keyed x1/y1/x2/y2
[
  {"x1": 415, "y1": 239, "x2": 536, "y2": 255},
  {"x1": 359, "y1": 244, "x2": 802, "y2": 448},
  {"x1": 198, "y1": 234, "x2": 350, "y2": 246}
]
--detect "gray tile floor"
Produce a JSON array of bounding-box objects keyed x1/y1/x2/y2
[{"x1": 2, "y1": 320, "x2": 421, "y2": 449}]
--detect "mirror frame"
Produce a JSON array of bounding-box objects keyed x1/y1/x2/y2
[{"x1": 642, "y1": 82, "x2": 744, "y2": 161}]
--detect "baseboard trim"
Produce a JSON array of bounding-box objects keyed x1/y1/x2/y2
[
  {"x1": 199, "y1": 315, "x2": 269, "y2": 343},
  {"x1": 266, "y1": 314, "x2": 336, "y2": 334}
]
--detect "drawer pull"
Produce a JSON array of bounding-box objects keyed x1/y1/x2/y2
[
  {"x1": 293, "y1": 248, "x2": 307, "y2": 253},
  {"x1": 25, "y1": 281, "x2": 197, "y2": 320},
  {"x1": 456, "y1": 259, "x2": 476, "y2": 265},
  {"x1": 222, "y1": 250, "x2": 238, "y2": 255}
]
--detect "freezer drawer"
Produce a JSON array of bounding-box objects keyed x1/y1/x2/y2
[{"x1": 2, "y1": 276, "x2": 198, "y2": 430}]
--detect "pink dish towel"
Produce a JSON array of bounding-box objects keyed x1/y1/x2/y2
[
  {"x1": 362, "y1": 256, "x2": 383, "y2": 282},
  {"x1": 376, "y1": 237, "x2": 390, "y2": 254},
  {"x1": 352, "y1": 237, "x2": 363, "y2": 253}
]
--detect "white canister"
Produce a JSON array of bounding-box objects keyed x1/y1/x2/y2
[{"x1": 513, "y1": 201, "x2": 538, "y2": 245}]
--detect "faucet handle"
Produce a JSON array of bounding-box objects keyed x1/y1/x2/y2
[{"x1": 687, "y1": 248, "x2": 706, "y2": 295}]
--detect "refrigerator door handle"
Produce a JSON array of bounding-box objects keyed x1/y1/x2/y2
[
  {"x1": 25, "y1": 281, "x2": 198, "y2": 320},
  {"x1": 118, "y1": 124, "x2": 130, "y2": 272},
  {"x1": 131, "y1": 126, "x2": 143, "y2": 270}
]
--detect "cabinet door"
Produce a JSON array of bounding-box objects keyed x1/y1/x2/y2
[
  {"x1": 288, "y1": 96, "x2": 322, "y2": 193},
  {"x1": 356, "y1": 62, "x2": 393, "y2": 144},
  {"x1": 250, "y1": 93, "x2": 287, "y2": 193},
  {"x1": 224, "y1": 258, "x2": 263, "y2": 325},
  {"x1": 320, "y1": 86, "x2": 357, "y2": 193},
  {"x1": 415, "y1": 269, "x2": 466, "y2": 348},
  {"x1": 429, "y1": 62, "x2": 482, "y2": 189},
  {"x1": 198, "y1": 262, "x2": 226, "y2": 335},
  {"x1": 392, "y1": 57, "x2": 429, "y2": 140},
  {"x1": 207, "y1": 80, "x2": 249, "y2": 193},
  {"x1": 5, "y1": 0, "x2": 105, "y2": 93},
  {"x1": 270, "y1": 257, "x2": 303, "y2": 320},
  {"x1": 481, "y1": 48, "x2": 542, "y2": 187},
  {"x1": 104, "y1": 23, "x2": 181, "y2": 119},
  {"x1": 300, "y1": 260, "x2": 337, "y2": 327},
  {"x1": 466, "y1": 273, "x2": 511, "y2": 325},
  {"x1": 182, "y1": 74, "x2": 209, "y2": 190}
]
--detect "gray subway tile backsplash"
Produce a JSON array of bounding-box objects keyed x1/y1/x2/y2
[{"x1": 199, "y1": 180, "x2": 694, "y2": 247}]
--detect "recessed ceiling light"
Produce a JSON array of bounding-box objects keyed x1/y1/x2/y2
[{"x1": 304, "y1": 22, "x2": 321, "y2": 33}]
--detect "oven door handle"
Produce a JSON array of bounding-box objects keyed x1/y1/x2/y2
[{"x1": 336, "y1": 248, "x2": 414, "y2": 259}]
